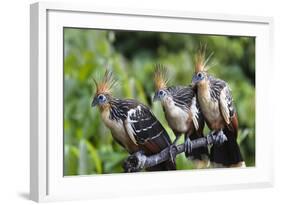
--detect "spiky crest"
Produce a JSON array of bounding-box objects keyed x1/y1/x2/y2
[
  {"x1": 93, "y1": 69, "x2": 116, "y2": 95},
  {"x1": 195, "y1": 43, "x2": 214, "y2": 73},
  {"x1": 154, "y1": 64, "x2": 169, "y2": 90}
]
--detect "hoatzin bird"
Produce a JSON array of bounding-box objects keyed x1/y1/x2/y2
[
  {"x1": 191, "y1": 47, "x2": 245, "y2": 167},
  {"x1": 153, "y1": 65, "x2": 209, "y2": 168},
  {"x1": 91, "y1": 70, "x2": 176, "y2": 171}
]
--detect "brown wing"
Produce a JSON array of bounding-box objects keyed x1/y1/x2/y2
[
  {"x1": 219, "y1": 86, "x2": 238, "y2": 138},
  {"x1": 124, "y1": 103, "x2": 172, "y2": 154},
  {"x1": 209, "y1": 77, "x2": 242, "y2": 165},
  {"x1": 124, "y1": 103, "x2": 176, "y2": 170},
  {"x1": 228, "y1": 112, "x2": 238, "y2": 139}
]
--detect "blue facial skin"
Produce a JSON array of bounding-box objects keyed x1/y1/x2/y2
[
  {"x1": 91, "y1": 94, "x2": 107, "y2": 107},
  {"x1": 153, "y1": 90, "x2": 167, "y2": 102},
  {"x1": 192, "y1": 72, "x2": 205, "y2": 86}
]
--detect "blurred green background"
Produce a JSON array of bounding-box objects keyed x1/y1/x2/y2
[{"x1": 63, "y1": 28, "x2": 255, "y2": 175}]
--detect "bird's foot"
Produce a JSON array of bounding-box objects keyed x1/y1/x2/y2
[
  {"x1": 212, "y1": 130, "x2": 227, "y2": 146},
  {"x1": 184, "y1": 137, "x2": 193, "y2": 157},
  {"x1": 123, "y1": 155, "x2": 140, "y2": 172},
  {"x1": 123, "y1": 150, "x2": 146, "y2": 173},
  {"x1": 169, "y1": 144, "x2": 178, "y2": 164}
]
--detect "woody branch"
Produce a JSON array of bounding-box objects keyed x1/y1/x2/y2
[{"x1": 123, "y1": 132, "x2": 222, "y2": 172}]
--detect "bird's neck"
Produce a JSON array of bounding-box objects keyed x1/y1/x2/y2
[
  {"x1": 99, "y1": 103, "x2": 111, "y2": 112},
  {"x1": 197, "y1": 80, "x2": 211, "y2": 100},
  {"x1": 161, "y1": 96, "x2": 175, "y2": 111},
  {"x1": 98, "y1": 103, "x2": 113, "y2": 125}
]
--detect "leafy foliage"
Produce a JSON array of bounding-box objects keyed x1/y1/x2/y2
[{"x1": 63, "y1": 28, "x2": 255, "y2": 175}]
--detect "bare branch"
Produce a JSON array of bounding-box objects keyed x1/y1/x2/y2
[{"x1": 123, "y1": 132, "x2": 225, "y2": 172}]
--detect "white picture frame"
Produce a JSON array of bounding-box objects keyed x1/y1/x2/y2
[{"x1": 30, "y1": 2, "x2": 274, "y2": 202}]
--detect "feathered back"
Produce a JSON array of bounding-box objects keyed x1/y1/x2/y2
[
  {"x1": 195, "y1": 44, "x2": 213, "y2": 73},
  {"x1": 154, "y1": 64, "x2": 169, "y2": 90},
  {"x1": 93, "y1": 69, "x2": 116, "y2": 95}
]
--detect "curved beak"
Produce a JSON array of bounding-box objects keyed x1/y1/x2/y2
[
  {"x1": 153, "y1": 92, "x2": 160, "y2": 102},
  {"x1": 191, "y1": 75, "x2": 199, "y2": 88},
  {"x1": 91, "y1": 97, "x2": 98, "y2": 107}
]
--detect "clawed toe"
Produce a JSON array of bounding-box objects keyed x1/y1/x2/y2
[
  {"x1": 212, "y1": 130, "x2": 227, "y2": 145},
  {"x1": 184, "y1": 138, "x2": 192, "y2": 155},
  {"x1": 169, "y1": 144, "x2": 178, "y2": 164}
]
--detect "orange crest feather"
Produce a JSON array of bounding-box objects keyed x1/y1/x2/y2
[
  {"x1": 195, "y1": 44, "x2": 213, "y2": 73},
  {"x1": 93, "y1": 69, "x2": 116, "y2": 95},
  {"x1": 154, "y1": 64, "x2": 169, "y2": 90}
]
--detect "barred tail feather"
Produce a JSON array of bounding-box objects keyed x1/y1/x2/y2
[
  {"x1": 210, "y1": 128, "x2": 244, "y2": 167},
  {"x1": 186, "y1": 111, "x2": 209, "y2": 163},
  {"x1": 186, "y1": 133, "x2": 209, "y2": 162},
  {"x1": 146, "y1": 160, "x2": 176, "y2": 171},
  {"x1": 186, "y1": 146, "x2": 209, "y2": 161}
]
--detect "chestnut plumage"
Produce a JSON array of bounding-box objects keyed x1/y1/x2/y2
[
  {"x1": 192, "y1": 46, "x2": 245, "y2": 167},
  {"x1": 92, "y1": 70, "x2": 176, "y2": 171},
  {"x1": 153, "y1": 65, "x2": 209, "y2": 168}
]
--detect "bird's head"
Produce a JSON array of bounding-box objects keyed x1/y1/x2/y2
[
  {"x1": 91, "y1": 69, "x2": 116, "y2": 110},
  {"x1": 153, "y1": 64, "x2": 170, "y2": 102},
  {"x1": 92, "y1": 93, "x2": 111, "y2": 108},
  {"x1": 192, "y1": 71, "x2": 208, "y2": 87},
  {"x1": 153, "y1": 89, "x2": 169, "y2": 102},
  {"x1": 191, "y1": 44, "x2": 213, "y2": 88}
]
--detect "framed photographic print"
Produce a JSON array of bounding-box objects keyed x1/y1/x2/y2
[{"x1": 30, "y1": 2, "x2": 274, "y2": 202}]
